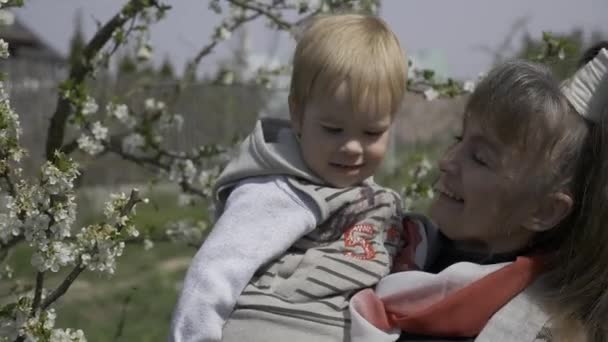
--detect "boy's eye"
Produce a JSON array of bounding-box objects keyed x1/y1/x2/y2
[
  {"x1": 364, "y1": 130, "x2": 386, "y2": 137},
  {"x1": 322, "y1": 126, "x2": 343, "y2": 134}
]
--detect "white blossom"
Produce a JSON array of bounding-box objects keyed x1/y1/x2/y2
[
  {"x1": 143, "y1": 238, "x2": 154, "y2": 250},
  {"x1": 77, "y1": 134, "x2": 104, "y2": 155},
  {"x1": 0, "y1": 264, "x2": 13, "y2": 280},
  {"x1": 50, "y1": 328, "x2": 87, "y2": 342},
  {"x1": 136, "y1": 43, "x2": 153, "y2": 61},
  {"x1": 121, "y1": 133, "x2": 146, "y2": 155},
  {"x1": 144, "y1": 98, "x2": 166, "y2": 112},
  {"x1": 216, "y1": 25, "x2": 232, "y2": 40},
  {"x1": 423, "y1": 88, "x2": 439, "y2": 101},
  {"x1": 41, "y1": 157, "x2": 80, "y2": 195},
  {"x1": 0, "y1": 38, "x2": 9, "y2": 58},
  {"x1": 463, "y1": 80, "x2": 475, "y2": 93},
  {"x1": 158, "y1": 112, "x2": 184, "y2": 131},
  {"x1": 81, "y1": 96, "x2": 98, "y2": 116},
  {"x1": 77, "y1": 224, "x2": 125, "y2": 275},
  {"x1": 0, "y1": 9, "x2": 15, "y2": 26},
  {"x1": 177, "y1": 193, "x2": 194, "y2": 207},
  {"x1": 169, "y1": 159, "x2": 197, "y2": 184},
  {"x1": 107, "y1": 103, "x2": 136, "y2": 128},
  {"x1": 108, "y1": 103, "x2": 129, "y2": 121},
  {"x1": 91, "y1": 121, "x2": 108, "y2": 141},
  {"x1": 31, "y1": 241, "x2": 76, "y2": 272},
  {"x1": 166, "y1": 220, "x2": 206, "y2": 245}
]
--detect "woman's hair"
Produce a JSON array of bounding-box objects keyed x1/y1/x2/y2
[
  {"x1": 541, "y1": 71, "x2": 608, "y2": 342},
  {"x1": 465, "y1": 60, "x2": 589, "y2": 197}
]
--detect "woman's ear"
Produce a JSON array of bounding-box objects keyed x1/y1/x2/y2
[
  {"x1": 288, "y1": 95, "x2": 302, "y2": 134},
  {"x1": 522, "y1": 192, "x2": 573, "y2": 232}
]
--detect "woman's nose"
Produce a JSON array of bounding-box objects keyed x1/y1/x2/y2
[{"x1": 438, "y1": 145, "x2": 460, "y2": 174}]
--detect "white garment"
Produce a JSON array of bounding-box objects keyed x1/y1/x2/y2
[
  {"x1": 168, "y1": 176, "x2": 320, "y2": 342},
  {"x1": 349, "y1": 262, "x2": 550, "y2": 342}
]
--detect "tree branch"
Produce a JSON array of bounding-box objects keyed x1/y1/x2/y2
[
  {"x1": 225, "y1": 0, "x2": 291, "y2": 30},
  {"x1": 187, "y1": 12, "x2": 262, "y2": 77},
  {"x1": 45, "y1": 0, "x2": 158, "y2": 161},
  {"x1": 40, "y1": 265, "x2": 85, "y2": 310}
]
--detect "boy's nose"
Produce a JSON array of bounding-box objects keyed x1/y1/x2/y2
[{"x1": 340, "y1": 139, "x2": 364, "y2": 155}]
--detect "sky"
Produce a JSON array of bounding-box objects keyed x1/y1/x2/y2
[{"x1": 12, "y1": 0, "x2": 608, "y2": 80}]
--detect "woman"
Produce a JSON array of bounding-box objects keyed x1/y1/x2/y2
[{"x1": 350, "y1": 49, "x2": 608, "y2": 341}]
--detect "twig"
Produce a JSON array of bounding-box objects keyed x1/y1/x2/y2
[
  {"x1": 30, "y1": 272, "x2": 45, "y2": 315},
  {"x1": 40, "y1": 265, "x2": 85, "y2": 310},
  {"x1": 45, "y1": 0, "x2": 158, "y2": 161},
  {"x1": 187, "y1": 12, "x2": 261, "y2": 77},
  {"x1": 113, "y1": 287, "x2": 135, "y2": 342},
  {"x1": 225, "y1": 0, "x2": 291, "y2": 30}
]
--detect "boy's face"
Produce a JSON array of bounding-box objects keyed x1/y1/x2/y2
[{"x1": 290, "y1": 82, "x2": 393, "y2": 188}]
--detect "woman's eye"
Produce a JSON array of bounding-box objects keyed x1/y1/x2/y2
[
  {"x1": 472, "y1": 152, "x2": 488, "y2": 166},
  {"x1": 453, "y1": 134, "x2": 463, "y2": 143},
  {"x1": 322, "y1": 126, "x2": 343, "y2": 134}
]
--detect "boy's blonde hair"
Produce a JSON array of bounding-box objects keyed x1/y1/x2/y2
[{"x1": 289, "y1": 14, "x2": 407, "y2": 116}]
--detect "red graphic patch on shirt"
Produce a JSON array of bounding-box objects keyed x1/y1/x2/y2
[
  {"x1": 343, "y1": 223, "x2": 377, "y2": 260},
  {"x1": 392, "y1": 219, "x2": 423, "y2": 272}
]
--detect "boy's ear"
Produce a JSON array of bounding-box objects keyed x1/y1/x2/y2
[
  {"x1": 288, "y1": 94, "x2": 302, "y2": 134},
  {"x1": 522, "y1": 192, "x2": 573, "y2": 232}
]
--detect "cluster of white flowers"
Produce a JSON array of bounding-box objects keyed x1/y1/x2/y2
[
  {"x1": 81, "y1": 96, "x2": 99, "y2": 117},
  {"x1": 423, "y1": 88, "x2": 439, "y2": 101},
  {"x1": 77, "y1": 120, "x2": 109, "y2": 156},
  {"x1": 144, "y1": 98, "x2": 166, "y2": 112},
  {"x1": 143, "y1": 238, "x2": 154, "y2": 251},
  {"x1": 50, "y1": 328, "x2": 87, "y2": 342},
  {"x1": 121, "y1": 133, "x2": 146, "y2": 155},
  {"x1": 0, "y1": 305, "x2": 87, "y2": 342},
  {"x1": 76, "y1": 224, "x2": 125, "y2": 275},
  {"x1": 14, "y1": 157, "x2": 80, "y2": 272},
  {"x1": 91, "y1": 121, "x2": 108, "y2": 141},
  {"x1": 0, "y1": 38, "x2": 9, "y2": 58},
  {"x1": 0, "y1": 263, "x2": 13, "y2": 280},
  {"x1": 0, "y1": 297, "x2": 31, "y2": 341},
  {"x1": 168, "y1": 159, "x2": 197, "y2": 185},
  {"x1": 107, "y1": 102, "x2": 136, "y2": 128},
  {"x1": 401, "y1": 156, "x2": 435, "y2": 211},
  {"x1": 0, "y1": 83, "x2": 25, "y2": 164},
  {"x1": 75, "y1": 191, "x2": 143, "y2": 274},
  {"x1": 0, "y1": 195, "x2": 21, "y2": 243},
  {"x1": 165, "y1": 219, "x2": 207, "y2": 245},
  {"x1": 136, "y1": 43, "x2": 153, "y2": 61},
  {"x1": 463, "y1": 80, "x2": 476, "y2": 93},
  {"x1": 198, "y1": 167, "x2": 220, "y2": 197},
  {"x1": 31, "y1": 240, "x2": 76, "y2": 273},
  {"x1": 158, "y1": 112, "x2": 184, "y2": 131},
  {"x1": 177, "y1": 193, "x2": 195, "y2": 207},
  {"x1": 215, "y1": 25, "x2": 232, "y2": 41},
  {"x1": 77, "y1": 133, "x2": 104, "y2": 155}
]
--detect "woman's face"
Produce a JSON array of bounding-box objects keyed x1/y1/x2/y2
[{"x1": 429, "y1": 117, "x2": 537, "y2": 253}]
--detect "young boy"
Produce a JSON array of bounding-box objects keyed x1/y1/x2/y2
[{"x1": 169, "y1": 13, "x2": 424, "y2": 342}]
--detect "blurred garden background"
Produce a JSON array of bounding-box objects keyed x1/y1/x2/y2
[{"x1": 0, "y1": 0, "x2": 605, "y2": 340}]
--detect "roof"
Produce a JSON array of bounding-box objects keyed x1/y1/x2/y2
[{"x1": 0, "y1": 15, "x2": 65, "y2": 63}]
